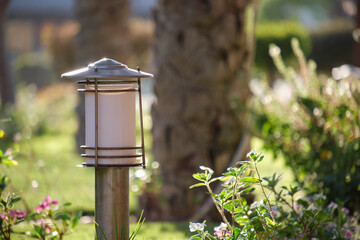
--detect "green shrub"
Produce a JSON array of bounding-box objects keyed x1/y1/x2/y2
[
  {"x1": 189, "y1": 150, "x2": 359, "y2": 239},
  {"x1": 255, "y1": 21, "x2": 311, "y2": 72},
  {"x1": 250, "y1": 38, "x2": 360, "y2": 212}
]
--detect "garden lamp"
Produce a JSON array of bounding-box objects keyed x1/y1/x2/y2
[{"x1": 61, "y1": 58, "x2": 153, "y2": 239}]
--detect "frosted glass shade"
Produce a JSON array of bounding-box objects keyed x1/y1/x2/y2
[{"x1": 85, "y1": 84, "x2": 136, "y2": 165}]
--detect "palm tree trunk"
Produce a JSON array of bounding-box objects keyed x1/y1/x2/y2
[
  {"x1": 355, "y1": 0, "x2": 360, "y2": 66},
  {"x1": 152, "y1": 0, "x2": 251, "y2": 220}
]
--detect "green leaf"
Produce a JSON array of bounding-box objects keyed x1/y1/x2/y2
[
  {"x1": 303, "y1": 210, "x2": 314, "y2": 218},
  {"x1": 224, "y1": 192, "x2": 233, "y2": 201},
  {"x1": 0, "y1": 176, "x2": 8, "y2": 190},
  {"x1": 289, "y1": 185, "x2": 300, "y2": 195},
  {"x1": 193, "y1": 173, "x2": 206, "y2": 182},
  {"x1": 56, "y1": 213, "x2": 71, "y2": 220},
  {"x1": 237, "y1": 161, "x2": 251, "y2": 165},
  {"x1": 72, "y1": 211, "x2": 82, "y2": 228},
  {"x1": 257, "y1": 156, "x2": 264, "y2": 163},
  {"x1": 235, "y1": 215, "x2": 248, "y2": 223},
  {"x1": 94, "y1": 221, "x2": 108, "y2": 240},
  {"x1": 189, "y1": 183, "x2": 206, "y2": 189},
  {"x1": 10, "y1": 197, "x2": 22, "y2": 206},
  {"x1": 220, "y1": 176, "x2": 233, "y2": 182},
  {"x1": 224, "y1": 167, "x2": 238, "y2": 177},
  {"x1": 241, "y1": 198, "x2": 247, "y2": 207},
  {"x1": 265, "y1": 217, "x2": 275, "y2": 227},
  {"x1": 223, "y1": 202, "x2": 233, "y2": 212},
  {"x1": 209, "y1": 176, "x2": 223, "y2": 184},
  {"x1": 129, "y1": 210, "x2": 146, "y2": 240},
  {"x1": 240, "y1": 177, "x2": 261, "y2": 183},
  {"x1": 240, "y1": 187, "x2": 255, "y2": 195},
  {"x1": 297, "y1": 199, "x2": 309, "y2": 208},
  {"x1": 314, "y1": 210, "x2": 327, "y2": 221},
  {"x1": 218, "y1": 190, "x2": 228, "y2": 203},
  {"x1": 2, "y1": 159, "x2": 18, "y2": 166},
  {"x1": 190, "y1": 235, "x2": 202, "y2": 240},
  {"x1": 34, "y1": 225, "x2": 43, "y2": 235},
  {"x1": 233, "y1": 227, "x2": 241, "y2": 239}
]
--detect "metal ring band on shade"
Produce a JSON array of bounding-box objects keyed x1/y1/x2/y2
[
  {"x1": 77, "y1": 89, "x2": 139, "y2": 93},
  {"x1": 77, "y1": 80, "x2": 138, "y2": 84},
  {"x1": 81, "y1": 154, "x2": 143, "y2": 158},
  {"x1": 80, "y1": 145, "x2": 142, "y2": 150},
  {"x1": 77, "y1": 163, "x2": 145, "y2": 168},
  {"x1": 77, "y1": 77, "x2": 146, "y2": 168}
]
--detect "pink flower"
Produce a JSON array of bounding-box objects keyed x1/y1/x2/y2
[
  {"x1": 343, "y1": 229, "x2": 352, "y2": 239},
  {"x1": 214, "y1": 223, "x2": 231, "y2": 238},
  {"x1": 327, "y1": 202, "x2": 338, "y2": 209},
  {"x1": 214, "y1": 229, "x2": 231, "y2": 238},
  {"x1": 35, "y1": 196, "x2": 58, "y2": 213},
  {"x1": 0, "y1": 209, "x2": 26, "y2": 221},
  {"x1": 9, "y1": 209, "x2": 26, "y2": 219},
  {"x1": 41, "y1": 218, "x2": 51, "y2": 233}
]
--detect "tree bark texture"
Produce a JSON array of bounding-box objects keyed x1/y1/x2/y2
[
  {"x1": 152, "y1": 0, "x2": 250, "y2": 220},
  {"x1": 0, "y1": 0, "x2": 14, "y2": 106},
  {"x1": 356, "y1": 0, "x2": 360, "y2": 67},
  {"x1": 75, "y1": 0, "x2": 130, "y2": 151}
]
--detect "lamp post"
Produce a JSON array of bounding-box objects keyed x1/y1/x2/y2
[{"x1": 61, "y1": 58, "x2": 153, "y2": 239}]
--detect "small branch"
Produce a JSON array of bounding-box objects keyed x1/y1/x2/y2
[
  {"x1": 0, "y1": 226, "x2": 8, "y2": 240},
  {"x1": 206, "y1": 184, "x2": 231, "y2": 229},
  {"x1": 307, "y1": 221, "x2": 320, "y2": 239},
  {"x1": 254, "y1": 163, "x2": 275, "y2": 223},
  {"x1": 272, "y1": 188, "x2": 307, "y2": 232},
  {"x1": 231, "y1": 177, "x2": 238, "y2": 233}
]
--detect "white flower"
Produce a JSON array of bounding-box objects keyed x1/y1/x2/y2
[
  {"x1": 307, "y1": 205, "x2": 317, "y2": 211},
  {"x1": 314, "y1": 193, "x2": 326, "y2": 200},
  {"x1": 214, "y1": 222, "x2": 227, "y2": 232},
  {"x1": 222, "y1": 176, "x2": 236, "y2": 185},
  {"x1": 246, "y1": 149, "x2": 257, "y2": 158},
  {"x1": 189, "y1": 222, "x2": 206, "y2": 232},
  {"x1": 199, "y1": 166, "x2": 214, "y2": 174},
  {"x1": 269, "y1": 45, "x2": 281, "y2": 57},
  {"x1": 250, "y1": 200, "x2": 264, "y2": 209}
]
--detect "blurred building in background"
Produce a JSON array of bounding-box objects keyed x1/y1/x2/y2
[{"x1": 5, "y1": 0, "x2": 156, "y2": 88}]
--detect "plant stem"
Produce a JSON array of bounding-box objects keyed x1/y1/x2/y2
[
  {"x1": 0, "y1": 225, "x2": 8, "y2": 240},
  {"x1": 254, "y1": 163, "x2": 275, "y2": 222},
  {"x1": 231, "y1": 177, "x2": 238, "y2": 233},
  {"x1": 50, "y1": 216, "x2": 63, "y2": 239},
  {"x1": 205, "y1": 184, "x2": 231, "y2": 229},
  {"x1": 308, "y1": 222, "x2": 320, "y2": 239},
  {"x1": 7, "y1": 219, "x2": 11, "y2": 240},
  {"x1": 272, "y1": 188, "x2": 309, "y2": 236}
]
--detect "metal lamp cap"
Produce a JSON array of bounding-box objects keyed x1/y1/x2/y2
[{"x1": 61, "y1": 58, "x2": 153, "y2": 80}]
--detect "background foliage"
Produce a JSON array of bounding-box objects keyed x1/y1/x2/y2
[{"x1": 250, "y1": 38, "x2": 360, "y2": 212}]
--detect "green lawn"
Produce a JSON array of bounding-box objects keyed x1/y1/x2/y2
[{"x1": 1, "y1": 134, "x2": 95, "y2": 213}]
